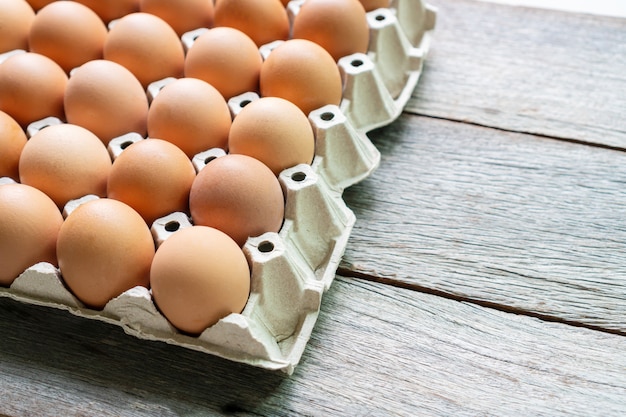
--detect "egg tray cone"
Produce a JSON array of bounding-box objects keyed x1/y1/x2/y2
[{"x1": 0, "y1": 0, "x2": 436, "y2": 375}]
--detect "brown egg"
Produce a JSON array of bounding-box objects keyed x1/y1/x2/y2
[
  {"x1": 147, "y1": 77, "x2": 231, "y2": 158},
  {"x1": 57, "y1": 198, "x2": 155, "y2": 309},
  {"x1": 0, "y1": 0, "x2": 35, "y2": 53},
  {"x1": 139, "y1": 0, "x2": 214, "y2": 37},
  {"x1": 359, "y1": 0, "x2": 390, "y2": 11},
  {"x1": 189, "y1": 154, "x2": 284, "y2": 246},
  {"x1": 228, "y1": 97, "x2": 315, "y2": 176},
  {"x1": 260, "y1": 39, "x2": 343, "y2": 116},
  {"x1": 0, "y1": 111, "x2": 27, "y2": 181},
  {"x1": 0, "y1": 52, "x2": 67, "y2": 127},
  {"x1": 214, "y1": 0, "x2": 289, "y2": 47},
  {"x1": 19, "y1": 123, "x2": 112, "y2": 209},
  {"x1": 292, "y1": 0, "x2": 370, "y2": 62},
  {"x1": 0, "y1": 183, "x2": 63, "y2": 286},
  {"x1": 71, "y1": 0, "x2": 140, "y2": 24},
  {"x1": 28, "y1": 2, "x2": 108, "y2": 74},
  {"x1": 150, "y1": 225, "x2": 250, "y2": 334},
  {"x1": 64, "y1": 59, "x2": 149, "y2": 145},
  {"x1": 184, "y1": 27, "x2": 262, "y2": 100},
  {"x1": 104, "y1": 12, "x2": 185, "y2": 89},
  {"x1": 25, "y1": 0, "x2": 54, "y2": 11},
  {"x1": 107, "y1": 139, "x2": 196, "y2": 225}
]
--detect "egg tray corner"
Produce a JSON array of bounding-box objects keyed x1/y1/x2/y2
[{"x1": 0, "y1": 0, "x2": 436, "y2": 375}]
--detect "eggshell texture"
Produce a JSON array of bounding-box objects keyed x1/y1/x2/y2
[
  {"x1": 64, "y1": 59, "x2": 149, "y2": 145},
  {"x1": 103, "y1": 13, "x2": 185, "y2": 89},
  {"x1": 184, "y1": 27, "x2": 262, "y2": 100},
  {"x1": 71, "y1": 0, "x2": 140, "y2": 24},
  {"x1": 0, "y1": 0, "x2": 35, "y2": 53},
  {"x1": 147, "y1": 78, "x2": 231, "y2": 158},
  {"x1": 18, "y1": 123, "x2": 112, "y2": 209},
  {"x1": 107, "y1": 138, "x2": 196, "y2": 225},
  {"x1": 0, "y1": 52, "x2": 67, "y2": 127},
  {"x1": 0, "y1": 111, "x2": 27, "y2": 181},
  {"x1": 359, "y1": 0, "x2": 390, "y2": 11},
  {"x1": 150, "y1": 225, "x2": 250, "y2": 334},
  {"x1": 28, "y1": 2, "x2": 108, "y2": 74},
  {"x1": 259, "y1": 39, "x2": 343, "y2": 116},
  {"x1": 0, "y1": 183, "x2": 63, "y2": 286},
  {"x1": 292, "y1": 0, "x2": 370, "y2": 62},
  {"x1": 57, "y1": 198, "x2": 155, "y2": 310},
  {"x1": 139, "y1": 0, "x2": 214, "y2": 37},
  {"x1": 189, "y1": 154, "x2": 284, "y2": 246},
  {"x1": 228, "y1": 97, "x2": 315, "y2": 176},
  {"x1": 213, "y1": 0, "x2": 289, "y2": 47}
]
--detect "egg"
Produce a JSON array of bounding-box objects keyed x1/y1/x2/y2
[
  {"x1": 139, "y1": 0, "x2": 214, "y2": 37},
  {"x1": 103, "y1": 12, "x2": 185, "y2": 89},
  {"x1": 0, "y1": 52, "x2": 67, "y2": 127},
  {"x1": 57, "y1": 198, "x2": 155, "y2": 309},
  {"x1": 147, "y1": 77, "x2": 231, "y2": 158},
  {"x1": 107, "y1": 138, "x2": 196, "y2": 225},
  {"x1": 259, "y1": 39, "x2": 343, "y2": 116},
  {"x1": 0, "y1": 0, "x2": 35, "y2": 53},
  {"x1": 19, "y1": 123, "x2": 112, "y2": 209},
  {"x1": 64, "y1": 59, "x2": 149, "y2": 145},
  {"x1": 189, "y1": 154, "x2": 284, "y2": 247},
  {"x1": 150, "y1": 225, "x2": 250, "y2": 334},
  {"x1": 71, "y1": 0, "x2": 140, "y2": 24},
  {"x1": 0, "y1": 183, "x2": 63, "y2": 286},
  {"x1": 213, "y1": 0, "x2": 289, "y2": 47},
  {"x1": 292, "y1": 0, "x2": 370, "y2": 62},
  {"x1": 359, "y1": 0, "x2": 390, "y2": 11},
  {"x1": 184, "y1": 27, "x2": 262, "y2": 100},
  {"x1": 228, "y1": 97, "x2": 315, "y2": 176},
  {"x1": 24, "y1": 0, "x2": 54, "y2": 12},
  {"x1": 0, "y1": 111, "x2": 27, "y2": 181},
  {"x1": 28, "y1": 2, "x2": 108, "y2": 74}
]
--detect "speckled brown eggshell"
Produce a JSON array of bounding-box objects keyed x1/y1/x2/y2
[
  {"x1": 189, "y1": 154, "x2": 285, "y2": 247},
  {"x1": 57, "y1": 198, "x2": 156, "y2": 310},
  {"x1": 0, "y1": 183, "x2": 63, "y2": 286},
  {"x1": 150, "y1": 225, "x2": 251, "y2": 335}
]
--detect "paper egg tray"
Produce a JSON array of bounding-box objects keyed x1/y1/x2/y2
[{"x1": 0, "y1": 0, "x2": 436, "y2": 375}]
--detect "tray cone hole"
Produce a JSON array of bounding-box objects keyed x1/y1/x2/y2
[
  {"x1": 164, "y1": 220, "x2": 180, "y2": 233},
  {"x1": 258, "y1": 240, "x2": 275, "y2": 253},
  {"x1": 375, "y1": 13, "x2": 387, "y2": 22},
  {"x1": 291, "y1": 171, "x2": 307, "y2": 182},
  {"x1": 320, "y1": 111, "x2": 335, "y2": 122},
  {"x1": 351, "y1": 58, "x2": 365, "y2": 68}
]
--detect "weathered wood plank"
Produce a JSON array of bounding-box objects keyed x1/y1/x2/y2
[
  {"x1": 0, "y1": 278, "x2": 624, "y2": 416},
  {"x1": 341, "y1": 114, "x2": 626, "y2": 332},
  {"x1": 408, "y1": 0, "x2": 626, "y2": 149}
]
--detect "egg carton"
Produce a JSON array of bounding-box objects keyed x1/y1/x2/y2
[{"x1": 0, "y1": 0, "x2": 436, "y2": 374}]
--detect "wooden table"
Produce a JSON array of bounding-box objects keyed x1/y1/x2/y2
[{"x1": 2, "y1": 1, "x2": 625, "y2": 415}]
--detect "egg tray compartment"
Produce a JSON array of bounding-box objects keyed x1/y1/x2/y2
[{"x1": 0, "y1": 0, "x2": 436, "y2": 375}]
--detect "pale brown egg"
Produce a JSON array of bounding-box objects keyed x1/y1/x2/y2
[
  {"x1": 228, "y1": 97, "x2": 315, "y2": 176},
  {"x1": 259, "y1": 39, "x2": 343, "y2": 116},
  {"x1": 0, "y1": 111, "x2": 27, "y2": 181},
  {"x1": 0, "y1": 52, "x2": 67, "y2": 127},
  {"x1": 19, "y1": 123, "x2": 112, "y2": 209},
  {"x1": 147, "y1": 77, "x2": 231, "y2": 158},
  {"x1": 139, "y1": 0, "x2": 214, "y2": 37},
  {"x1": 64, "y1": 59, "x2": 148, "y2": 145},
  {"x1": 57, "y1": 198, "x2": 155, "y2": 310},
  {"x1": 189, "y1": 154, "x2": 284, "y2": 247},
  {"x1": 28, "y1": 1, "x2": 108, "y2": 74},
  {"x1": 292, "y1": 0, "x2": 370, "y2": 62},
  {"x1": 213, "y1": 0, "x2": 289, "y2": 47},
  {"x1": 71, "y1": 0, "x2": 140, "y2": 24},
  {"x1": 107, "y1": 138, "x2": 196, "y2": 225},
  {"x1": 103, "y1": 12, "x2": 185, "y2": 89},
  {"x1": 184, "y1": 27, "x2": 262, "y2": 100},
  {"x1": 0, "y1": 0, "x2": 35, "y2": 53},
  {"x1": 0, "y1": 183, "x2": 63, "y2": 286},
  {"x1": 150, "y1": 225, "x2": 250, "y2": 334},
  {"x1": 359, "y1": 0, "x2": 390, "y2": 11}
]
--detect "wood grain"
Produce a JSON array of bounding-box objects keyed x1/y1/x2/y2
[
  {"x1": 341, "y1": 114, "x2": 626, "y2": 332},
  {"x1": 1, "y1": 278, "x2": 624, "y2": 416},
  {"x1": 408, "y1": 0, "x2": 626, "y2": 149}
]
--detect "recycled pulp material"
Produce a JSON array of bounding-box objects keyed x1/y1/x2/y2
[{"x1": 0, "y1": 0, "x2": 436, "y2": 375}]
